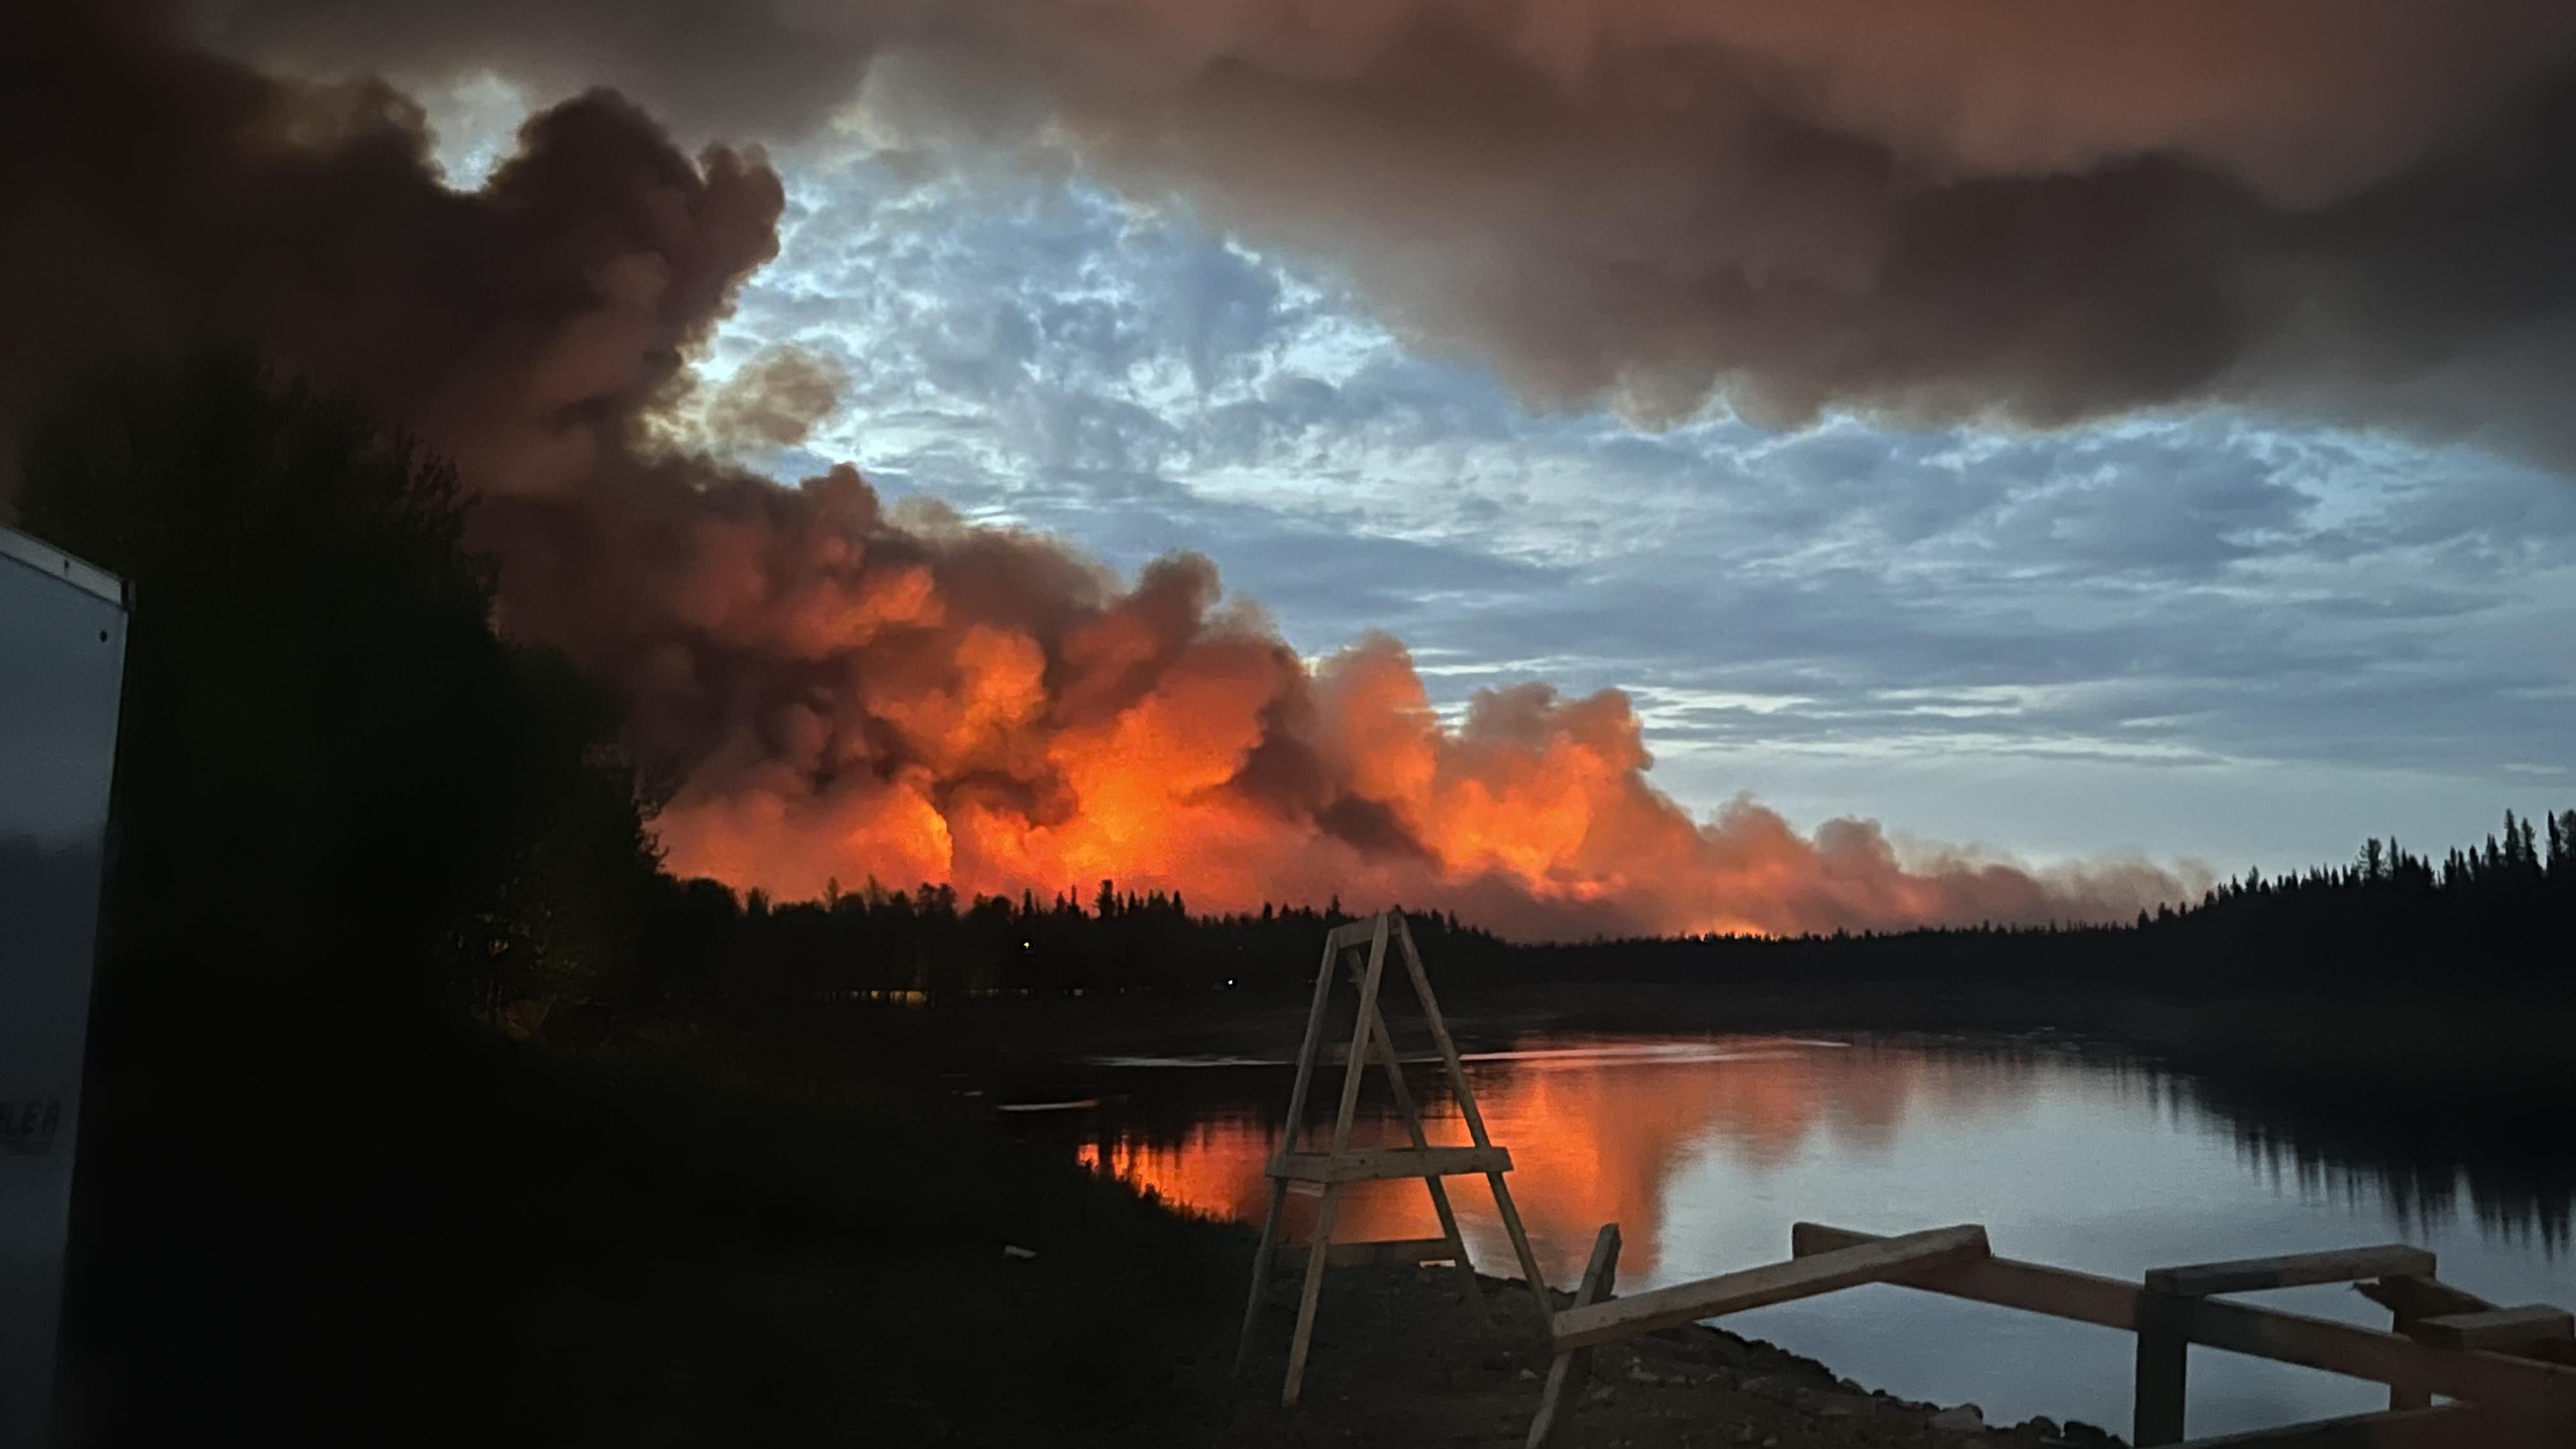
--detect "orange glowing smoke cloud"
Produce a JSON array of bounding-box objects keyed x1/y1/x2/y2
[{"x1": 613, "y1": 457, "x2": 2187, "y2": 940}]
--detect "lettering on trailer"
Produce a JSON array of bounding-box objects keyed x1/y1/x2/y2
[{"x1": 0, "y1": 1098, "x2": 66, "y2": 1157}]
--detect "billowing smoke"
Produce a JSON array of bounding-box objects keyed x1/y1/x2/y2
[
  {"x1": 562, "y1": 466, "x2": 2188, "y2": 937},
  {"x1": 1, "y1": 4, "x2": 2193, "y2": 939},
  {"x1": 205, "y1": 0, "x2": 2576, "y2": 459}
]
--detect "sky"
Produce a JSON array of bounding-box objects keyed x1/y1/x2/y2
[
  {"x1": 10, "y1": 3, "x2": 2576, "y2": 935},
  {"x1": 433, "y1": 91, "x2": 2575, "y2": 877}
]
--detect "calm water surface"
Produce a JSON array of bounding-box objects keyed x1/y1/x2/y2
[{"x1": 1070, "y1": 1033, "x2": 2574, "y2": 1440}]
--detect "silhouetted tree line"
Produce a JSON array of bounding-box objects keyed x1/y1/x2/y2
[
  {"x1": 610, "y1": 875, "x2": 1510, "y2": 1022},
  {"x1": 21, "y1": 360, "x2": 2571, "y2": 1045},
  {"x1": 1490, "y1": 813, "x2": 2576, "y2": 992},
  {"x1": 622, "y1": 801, "x2": 2574, "y2": 1017}
]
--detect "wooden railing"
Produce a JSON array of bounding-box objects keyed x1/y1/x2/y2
[{"x1": 1524, "y1": 1220, "x2": 2576, "y2": 1448}]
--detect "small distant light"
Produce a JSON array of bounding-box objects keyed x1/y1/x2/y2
[
  {"x1": 1225, "y1": 978, "x2": 1236, "y2": 988},
  {"x1": 1022, "y1": 940, "x2": 1031, "y2": 948}
]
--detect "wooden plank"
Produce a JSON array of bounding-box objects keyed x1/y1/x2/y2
[
  {"x1": 1793, "y1": 1222, "x2": 2137, "y2": 1326},
  {"x1": 1269, "y1": 1146, "x2": 1514, "y2": 1183},
  {"x1": 2174, "y1": 1402, "x2": 2556, "y2": 1449},
  {"x1": 2149, "y1": 1246, "x2": 2437, "y2": 1298},
  {"x1": 2136, "y1": 1289, "x2": 2193, "y2": 1445},
  {"x1": 1528, "y1": 1225, "x2": 1621, "y2": 1449},
  {"x1": 1794, "y1": 1226, "x2": 2576, "y2": 1425},
  {"x1": 1270, "y1": 1238, "x2": 1457, "y2": 1273},
  {"x1": 2189, "y1": 1296, "x2": 2576, "y2": 1415},
  {"x1": 2414, "y1": 1307, "x2": 2576, "y2": 1352},
  {"x1": 1552, "y1": 1225, "x2": 1990, "y2": 1351}
]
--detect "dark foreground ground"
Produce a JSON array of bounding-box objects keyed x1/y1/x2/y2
[
  {"x1": 875, "y1": 1250, "x2": 2127, "y2": 1449},
  {"x1": 62, "y1": 980, "x2": 2572, "y2": 1447}
]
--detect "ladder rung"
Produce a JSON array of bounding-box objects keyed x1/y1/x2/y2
[{"x1": 1268, "y1": 1146, "x2": 1511, "y2": 1183}]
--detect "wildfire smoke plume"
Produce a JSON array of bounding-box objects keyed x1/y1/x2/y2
[{"x1": 601, "y1": 463, "x2": 2186, "y2": 937}]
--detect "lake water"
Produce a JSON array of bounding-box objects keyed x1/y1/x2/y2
[{"x1": 1067, "y1": 1032, "x2": 2574, "y2": 1440}]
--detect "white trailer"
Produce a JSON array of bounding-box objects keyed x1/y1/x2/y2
[{"x1": 0, "y1": 524, "x2": 130, "y2": 1448}]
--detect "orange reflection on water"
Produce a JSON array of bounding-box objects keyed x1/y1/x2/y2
[
  {"x1": 1078, "y1": 1122, "x2": 1281, "y2": 1222},
  {"x1": 1079, "y1": 1039, "x2": 2040, "y2": 1285}
]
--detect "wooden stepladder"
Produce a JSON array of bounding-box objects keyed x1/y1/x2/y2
[{"x1": 1232, "y1": 909, "x2": 1552, "y2": 1407}]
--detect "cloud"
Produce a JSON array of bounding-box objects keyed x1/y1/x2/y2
[{"x1": 690, "y1": 344, "x2": 852, "y2": 454}]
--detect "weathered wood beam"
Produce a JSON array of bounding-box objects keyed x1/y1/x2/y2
[
  {"x1": 1793, "y1": 1225, "x2": 2576, "y2": 1426},
  {"x1": 1791, "y1": 1221, "x2": 2136, "y2": 1328},
  {"x1": 1551, "y1": 1225, "x2": 1989, "y2": 1351},
  {"x1": 1267, "y1": 1145, "x2": 1513, "y2": 1183},
  {"x1": 2147, "y1": 1246, "x2": 2437, "y2": 1298}
]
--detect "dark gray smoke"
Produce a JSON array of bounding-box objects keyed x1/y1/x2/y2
[{"x1": 203, "y1": 0, "x2": 2576, "y2": 461}]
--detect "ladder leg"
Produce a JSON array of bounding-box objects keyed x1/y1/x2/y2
[
  {"x1": 1282, "y1": 1181, "x2": 1344, "y2": 1407},
  {"x1": 1487, "y1": 1171, "x2": 1555, "y2": 1324},
  {"x1": 1346, "y1": 959, "x2": 1487, "y2": 1327},
  {"x1": 1423, "y1": 1174, "x2": 1487, "y2": 1328},
  {"x1": 1238, "y1": 926, "x2": 1355, "y2": 1379},
  {"x1": 1232, "y1": 1176, "x2": 1291, "y2": 1377},
  {"x1": 1283, "y1": 919, "x2": 1389, "y2": 1409},
  {"x1": 1390, "y1": 914, "x2": 1552, "y2": 1317}
]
